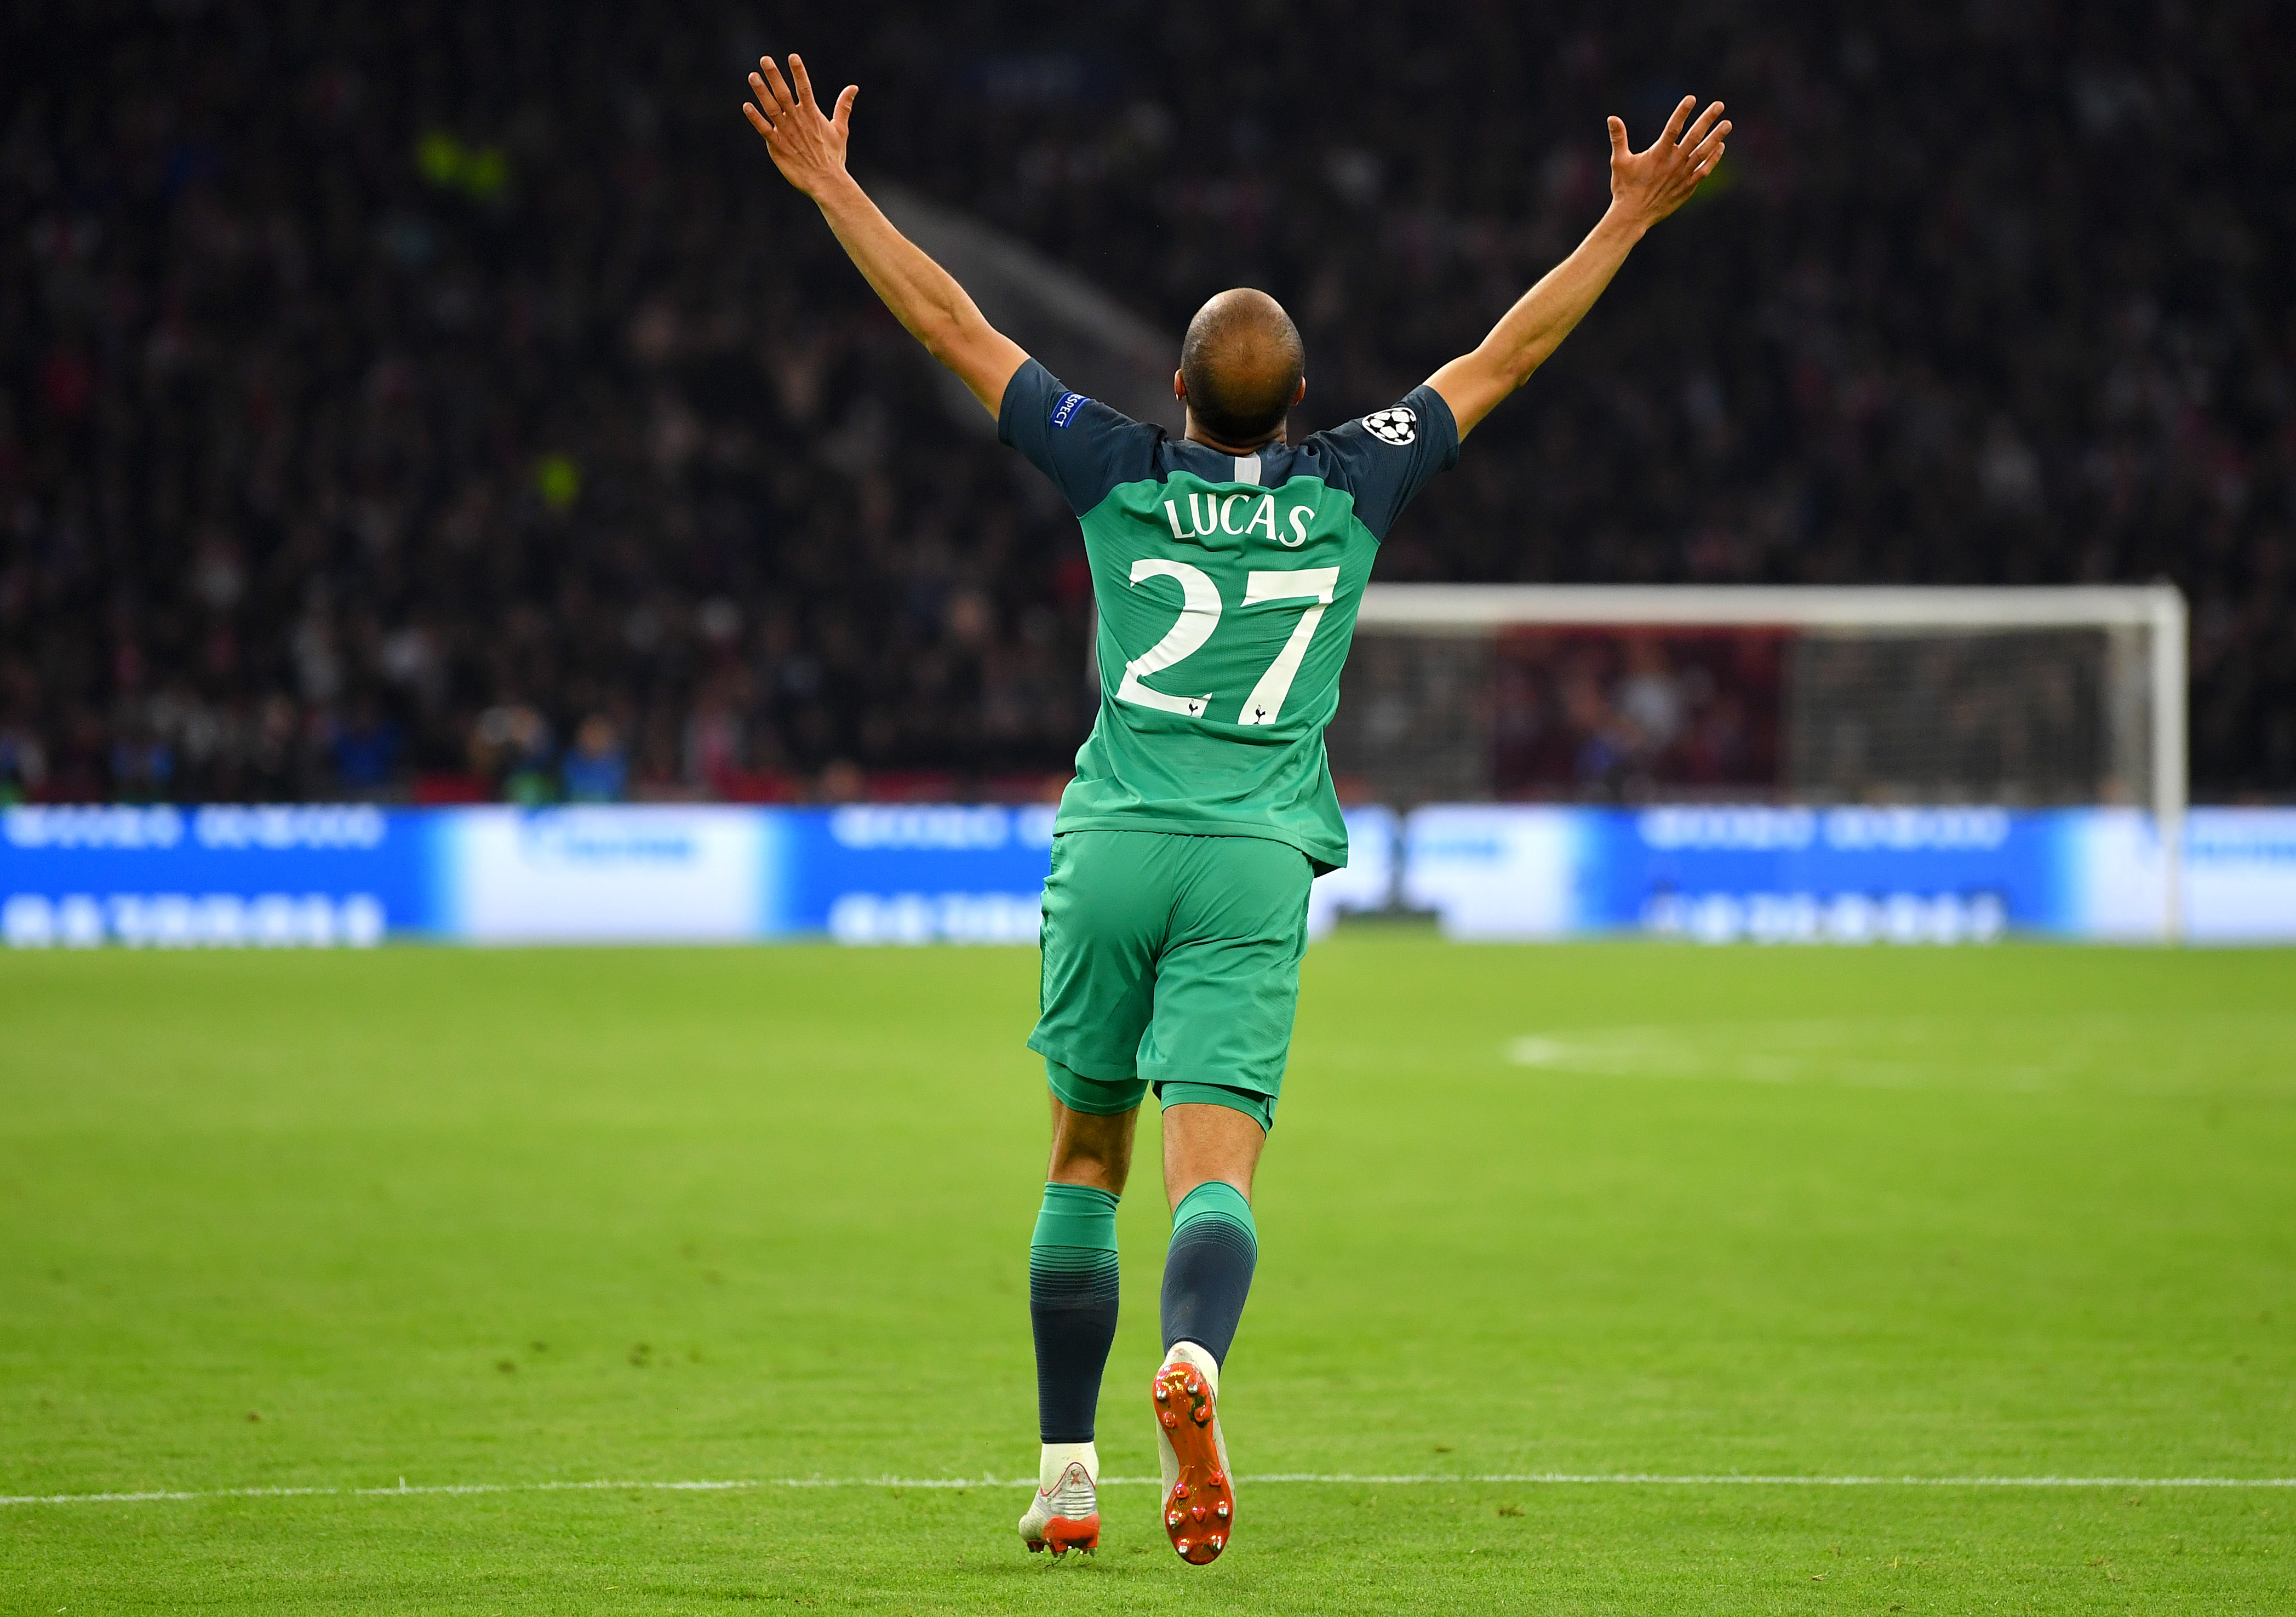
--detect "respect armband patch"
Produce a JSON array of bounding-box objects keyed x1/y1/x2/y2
[{"x1": 1049, "y1": 391, "x2": 1089, "y2": 428}]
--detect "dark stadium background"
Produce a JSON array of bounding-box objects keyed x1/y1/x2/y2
[{"x1": 5, "y1": 1, "x2": 2289, "y2": 808}]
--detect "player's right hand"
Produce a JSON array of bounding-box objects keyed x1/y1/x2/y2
[{"x1": 745, "y1": 55, "x2": 857, "y2": 200}]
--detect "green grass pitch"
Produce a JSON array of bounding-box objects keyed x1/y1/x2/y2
[{"x1": 3, "y1": 935, "x2": 2292, "y2": 1613}]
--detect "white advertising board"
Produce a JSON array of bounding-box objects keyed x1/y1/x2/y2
[{"x1": 440, "y1": 808, "x2": 770, "y2": 942}]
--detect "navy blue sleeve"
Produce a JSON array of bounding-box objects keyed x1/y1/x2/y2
[
  {"x1": 1302, "y1": 384, "x2": 1461, "y2": 540},
  {"x1": 996, "y1": 359, "x2": 1160, "y2": 516}
]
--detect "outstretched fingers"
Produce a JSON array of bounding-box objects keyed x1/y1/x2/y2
[
  {"x1": 1686, "y1": 116, "x2": 1731, "y2": 175},
  {"x1": 758, "y1": 68, "x2": 794, "y2": 123},
  {"x1": 1681, "y1": 100, "x2": 1727, "y2": 148},
  {"x1": 759, "y1": 56, "x2": 799, "y2": 118},
  {"x1": 832, "y1": 84, "x2": 858, "y2": 134},
  {"x1": 788, "y1": 53, "x2": 818, "y2": 110},
  {"x1": 1656, "y1": 94, "x2": 1696, "y2": 148}
]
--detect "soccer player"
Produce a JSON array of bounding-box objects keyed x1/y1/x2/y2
[{"x1": 743, "y1": 55, "x2": 1726, "y2": 1564}]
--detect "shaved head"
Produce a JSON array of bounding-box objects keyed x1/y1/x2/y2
[{"x1": 1179, "y1": 288, "x2": 1304, "y2": 447}]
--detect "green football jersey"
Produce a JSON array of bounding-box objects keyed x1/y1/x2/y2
[{"x1": 1000, "y1": 361, "x2": 1459, "y2": 872}]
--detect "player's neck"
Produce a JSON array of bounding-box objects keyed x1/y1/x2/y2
[{"x1": 1182, "y1": 414, "x2": 1284, "y2": 456}]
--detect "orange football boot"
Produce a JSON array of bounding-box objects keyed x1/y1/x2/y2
[
  {"x1": 1017, "y1": 1458, "x2": 1100, "y2": 1556},
  {"x1": 1153, "y1": 1359, "x2": 1234, "y2": 1564}
]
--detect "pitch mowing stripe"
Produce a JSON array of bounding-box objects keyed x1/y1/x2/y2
[{"x1": 7, "y1": 1472, "x2": 2294, "y2": 1507}]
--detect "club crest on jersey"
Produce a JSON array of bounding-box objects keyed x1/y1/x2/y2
[
  {"x1": 1361, "y1": 406, "x2": 1417, "y2": 445},
  {"x1": 1049, "y1": 391, "x2": 1088, "y2": 428}
]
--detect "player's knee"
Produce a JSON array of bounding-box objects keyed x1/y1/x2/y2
[
  {"x1": 1049, "y1": 1099, "x2": 1137, "y2": 1192},
  {"x1": 1160, "y1": 1100, "x2": 1266, "y2": 1204}
]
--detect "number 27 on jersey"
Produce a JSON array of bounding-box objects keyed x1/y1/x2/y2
[{"x1": 1114, "y1": 559, "x2": 1340, "y2": 728}]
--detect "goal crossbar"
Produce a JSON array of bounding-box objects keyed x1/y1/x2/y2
[
  {"x1": 1353, "y1": 583, "x2": 2190, "y2": 940},
  {"x1": 1356, "y1": 582, "x2": 2182, "y2": 631}
]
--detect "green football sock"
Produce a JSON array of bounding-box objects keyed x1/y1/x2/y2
[
  {"x1": 1029, "y1": 1182, "x2": 1121, "y2": 1443},
  {"x1": 1161, "y1": 1180, "x2": 1257, "y2": 1365}
]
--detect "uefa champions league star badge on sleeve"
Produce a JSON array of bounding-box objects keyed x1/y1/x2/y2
[{"x1": 1360, "y1": 407, "x2": 1417, "y2": 445}]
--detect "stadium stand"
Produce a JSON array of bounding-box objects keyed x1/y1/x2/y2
[{"x1": 3, "y1": 2, "x2": 2289, "y2": 804}]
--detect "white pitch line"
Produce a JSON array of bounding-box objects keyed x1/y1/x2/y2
[
  {"x1": 1238, "y1": 1473, "x2": 2296, "y2": 1488},
  {"x1": 7, "y1": 1472, "x2": 2294, "y2": 1507}
]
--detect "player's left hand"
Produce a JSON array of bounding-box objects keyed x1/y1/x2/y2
[
  {"x1": 1607, "y1": 96, "x2": 1729, "y2": 231},
  {"x1": 745, "y1": 55, "x2": 857, "y2": 201}
]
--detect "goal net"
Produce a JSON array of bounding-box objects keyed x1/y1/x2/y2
[{"x1": 1332, "y1": 585, "x2": 2189, "y2": 935}]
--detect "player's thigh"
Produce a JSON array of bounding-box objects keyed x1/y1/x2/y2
[
  {"x1": 1029, "y1": 831, "x2": 1172, "y2": 1083},
  {"x1": 1138, "y1": 836, "x2": 1313, "y2": 1101}
]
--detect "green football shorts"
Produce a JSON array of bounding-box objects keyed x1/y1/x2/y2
[{"x1": 1029, "y1": 829, "x2": 1314, "y2": 1133}]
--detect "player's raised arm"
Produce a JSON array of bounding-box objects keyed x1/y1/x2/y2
[
  {"x1": 744, "y1": 54, "x2": 1027, "y2": 416},
  {"x1": 1427, "y1": 96, "x2": 1729, "y2": 442}
]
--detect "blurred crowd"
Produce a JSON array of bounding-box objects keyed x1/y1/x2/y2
[
  {"x1": 4, "y1": 1, "x2": 2289, "y2": 804},
  {"x1": 1492, "y1": 632, "x2": 1780, "y2": 799}
]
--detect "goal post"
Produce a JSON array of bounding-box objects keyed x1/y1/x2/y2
[{"x1": 1339, "y1": 584, "x2": 2189, "y2": 940}]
